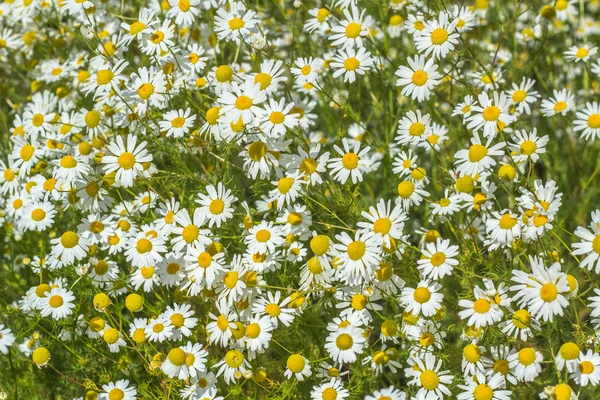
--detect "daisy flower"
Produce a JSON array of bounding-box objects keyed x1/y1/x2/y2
[
  {"x1": 508, "y1": 128, "x2": 548, "y2": 163},
  {"x1": 328, "y1": 138, "x2": 371, "y2": 184},
  {"x1": 245, "y1": 221, "x2": 284, "y2": 254},
  {"x1": 417, "y1": 238, "x2": 459, "y2": 280},
  {"x1": 458, "y1": 286, "x2": 503, "y2": 328},
  {"x1": 454, "y1": 133, "x2": 505, "y2": 176},
  {"x1": 159, "y1": 108, "x2": 197, "y2": 138},
  {"x1": 218, "y1": 79, "x2": 267, "y2": 124},
  {"x1": 167, "y1": 0, "x2": 200, "y2": 26},
  {"x1": 400, "y1": 280, "x2": 444, "y2": 318},
  {"x1": 50, "y1": 230, "x2": 90, "y2": 265},
  {"x1": 457, "y1": 372, "x2": 511, "y2": 400},
  {"x1": 541, "y1": 89, "x2": 575, "y2": 117},
  {"x1": 128, "y1": 67, "x2": 167, "y2": 114},
  {"x1": 330, "y1": 46, "x2": 374, "y2": 83},
  {"x1": 508, "y1": 347, "x2": 542, "y2": 382},
  {"x1": 328, "y1": 6, "x2": 372, "y2": 48},
  {"x1": 38, "y1": 287, "x2": 75, "y2": 319},
  {"x1": 333, "y1": 230, "x2": 382, "y2": 285},
  {"x1": 571, "y1": 350, "x2": 600, "y2": 386},
  {"x1": 102, "y1": 134, "x2": 153, "y2": 188},
  {"x1": 414, "y1": 11, "x2": 459, "y2": 60},
  {"x1": 509, "y1": 256, "x2": 570, "y2": 322},
  {"x1": 214, "y1": 1, "x2": 257, "y2": 44},
  {"x1": 466, "y1": 91, "x2": 515, "y2": 139},
  {"x1": 357, "y1": 198, "x2": 407, "y2": 248},
  {"x1": 311, "y1": 379, "x2": 349, "y2": 400},
  {"x1": 507, "y1": 77, "x2": 539, "y2": 115},
  {"x1": 405, "y1": 353, "x2": 453, "y2": 399},
  {"x1": 102, "y1": 380, "x2": 137, "y2": 400},
  {"x1": 564, "y1": 44, "x2": 598, "y2": 62},
  {"x1": 574, "y1": 102, "x2": 600, "y2": 142},
  {"x1": 572, "y1": 210, "x2": 600, "y2": 273},
  {"x1": 259, "y1": 98, "x2": 299, "y2": 137},
  {"x1": 395, "y1": 55, "x2": 442, "y2": 102},
  {"x1": 325, "y1": 325, "x2": 366, "y2": 364},
  {"x1": 213, "y1": 349, "x2": 251, "y2": 384},
  {"x1": 162, "y1": 342, "x2": 208, "y2": 380},
  {"x1": 171, "y1": 208, "x2": 211, "y2": 254},
  {"x1": 196, "y1": 183, "x2": 236, "y2": 228}
]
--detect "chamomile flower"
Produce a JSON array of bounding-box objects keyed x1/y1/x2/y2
[
  {"x1": 572, "y1": 210, "x2": 600, "y2": 273},
  {"x1": 328, "y1": 6, "x2": 372, "y2": 48},
  {"x1": 417, "y1": 238, "x2": 459, "y2": 280},
  {"x1": 508, "y1": 347, "x2": 543, "y2": 382},
  {"x1": 39, "y1": 287, "x2": 75, "y2": 319},
  {"x1": 509, "y1": 128, "x2": 548, "y2": 163},
  {"x1": 102, "y1": 134, "x2": 153, "y2": 188},
  {"x1": 401, "y1": 280, "x2": 444, "y2": 318},
  {"x1": 405, "y1": 353, "x2": 453, "y2": 399},
  {"x1": 330, "y1": 47, "x2": 374, "y2": 83},
  {"x1": 541, "y1": 89, "x2": 575, "y2": 117},
  {"x1": 414, "y1": 11, "x2": 459, "y2": 60},
  {"x1": 325, "y1": 325, "x2": 366, "y2": 364},
  {"x1": 102, "y1": 380, "x2": 137, "y2": 400},
  {"x1": 159, "y1": 108, "x2": 197, "y2": 138},
  {"x1": 564, "y1": 44, "x2": 598, "y2": 63},
  {"x1": 466, "y1": 91, "x2": 515, "y2": 139},
  {"x1": 395, "y1": 55, "x2": 442, "y2": 102},
  {"x1": 574, "y1": 102, "x2": 600, "y2": 142},
  {"x1": 328, "y1": 138, "x2": 371, "y2": 184}
]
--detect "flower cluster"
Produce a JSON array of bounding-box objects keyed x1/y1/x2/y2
[{"x1": 1, "y1": 0, "x2": 600, "y2": 399}]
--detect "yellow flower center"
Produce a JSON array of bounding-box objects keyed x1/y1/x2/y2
[
  {"x1": 413, "y1": 287, "x2": 431, "y2": 303},
  {"x1": 215, "y1": 65, "x2": 233, "y2": 82},
  {"x1": 482, "y1": 106, "x2": 501, "y2": 121},
  {"x1": 345, "y1": 22, "x2": 361, "y2": 38},
  {"x1": 31, "y1": 208, "x2": 46, "y2": 221},
  {"x1": 576, "y1": 47, "x2": 589, "y2": 58},
  {"x1": 588, "y1": 114, "x2": 600, "y2": 129},
  {"x1": 474, "y1": 298, "x2": 491, "y2": 313},
  {"x1": 420, "y1": 370, "x2": 439, "y2": 390},
  {"x1": 254, "y1": 72, "x2": 272, "y2": 90},
  {"x1": 520, "y1": 140, "x2": 537, "y2": 155},
  {"x1": 512, "y1": 309, "x2": 531, "y2": 329},
  {"x1": 560, "y1": 342, "x2": 580, "y2": 360},
  {"x1": 468, "y1": 144, "x2": 488, "y2": 162},
  {"x1": 409, "y1": 122, "x2": 425, "y2": 136},
  {"x1": 171, "y1": 117, "x2": 185, "y2": 128},
  {"x1": 228, "y1": 17, "x2": 245, "y2": 30},
  {"x1": 580, "y1": 360, "x2": 595, "y2": 374},
  {"x1": 168, "y1": 348, "x2": 186, "y2": 366},
  {"x1": 61, "y1": 231, "x2": 79, "y2": 248},
  {"x1": 235, "y1": 95, "x2": 253, "y2": 110},
  {"x1": 20, "y1": 144, "x2": 35, "y2": 161},
  {"x1": 473, "y1": 384, "x2": 493, "y2": 400},
  {"x1": 137, "y1": 83, "x2": 155, "y2": 100},
  {"x1": 518, "y1": 348, "x2": 537, "y2": 366},
  {"x1": 347, "y1": 241, "x2": 366, "y2": 261},
  {"x1": 498, "y1": 214, "x2": 517, "y2": 229},
  {"x1": 554, "y1": 101, "x2": 567, "y2": 112},
  {"x1": 49, "y1": 295, "x2": 63, "y2": 308},
  {"x1": 430, "y1": 252, "x2": 446, "y2": 266},
  {"x1": 342, "y1": 152, "x2": 359, "y2": 169},
  {"x1": 336, "y1": 333, "x2": 353, "y2": 350},
  {"x1": 430, "y1": 28, "x2": 448, "y2": 44},
  {"x1": 60, "y1": 155, "x2": 77, "y2": 169},
  {"x1": 397, "y1": 181, "x2": 415, "y2": 198},
  {"x1": 129, "y1": 21, "x2": 146, "y2": 35},
  {"x1": 344, "y1": 57, "x2": 360, "y2": 71},
  {"x1": 182, "y1": 224, "x2": 199, "y2": 243},
  {"x1": 540, "y1": 283, "x2": 558, "y2": 302},
  {"x1": 373, "y1": 218, "x2": 392, "y2": 235},
  {"x1": 256, "y1": 229, "x2": 271, "y2": 243},
  {"x1": 412, "y1": 70, "x2": 428, "y2": 86},
  {"x1": 512, "y1": 89, "x2": 527, "y2": 102}
]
